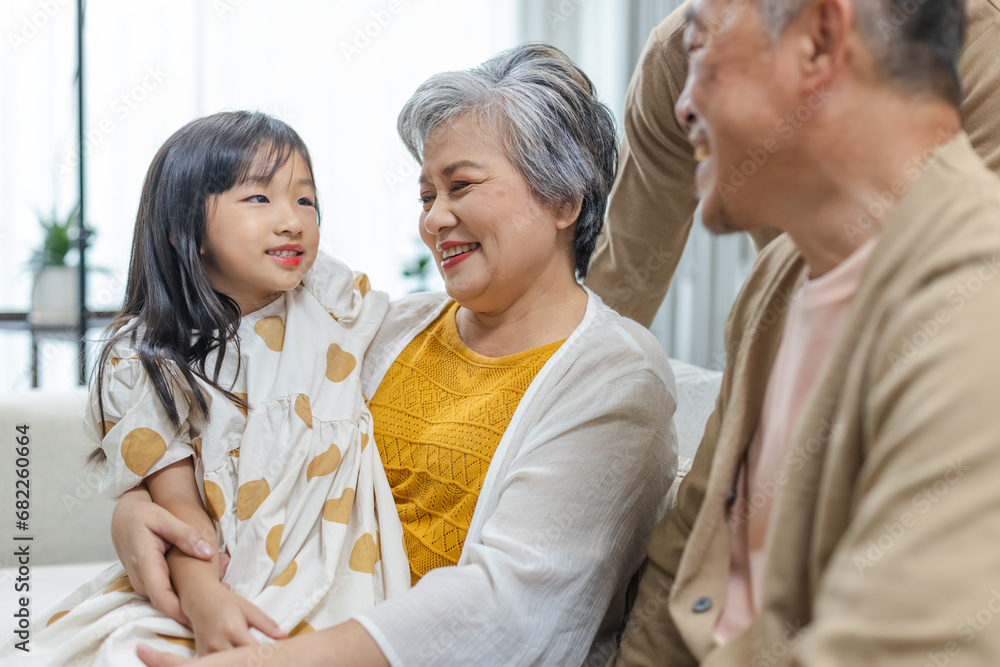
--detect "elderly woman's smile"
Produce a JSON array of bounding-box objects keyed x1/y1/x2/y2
[{"x1": 438, "y1": 241, "x2": 480, "y2": 264}]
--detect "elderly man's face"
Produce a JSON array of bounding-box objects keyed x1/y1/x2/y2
[{"x1": 677, "y1": 0, "x2": 802, "y2": 233}]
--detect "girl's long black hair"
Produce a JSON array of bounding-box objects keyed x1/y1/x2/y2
[{"x1": 90, "y1": 111, "x2": 318, "y2": 465}]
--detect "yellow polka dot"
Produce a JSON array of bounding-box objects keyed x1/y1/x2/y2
[
  {"x1": 306, "y1": 443, "x2": 342, "y2": 481},
  {"x1": 266, "y1": 524, "x2": 283, "y2": 563},
  {"x1": 99, "y1": 420, "x2": 117, "y2": 437},
  {"x1": 110, "y1": 357, "x2": 121, "y2": 367},
  {"x1": 270, "y1": 560, "x2": 297, "y2": 587},
  {"x1": 289, "y1": 620, "x2": 315, "y2": 636},
  {"x1": 156, "y1": 634, "x2": 195, "y2": 650},
  {"x1": 360, "y1": 432, "x2": 369, "y2": 451},
  {"x1": 103, "y1": 572, "x2": 135, "y2": 595},
  {"x1": 330, "y1": 312, "x2": 339, "y2": 322},
  {"x1": 354, "y1": 273, "x2": 371, "y2": 297},
  {"x1": 120, "y1": 428, "x2": 167, "y2": 476},
  {"x1": 326, "y1": 344, "x2": 357, "y2": 382},
  {"x1": 236, "y1": 479, "x2": 270, "y2": 520},
  {"x1": 294, "y1": 394, "x2": 313, "y2": 429},
  {"x1": 230, "y1": 392, "x2": 249, "y2": 418},
  {"x1": 349, "y1": 533, "x2": 379, "y2": 574},
  {"x1": 323, "y1": 488, "x2": 355, "y2": 524},
  {"x1": 228, "y1": 447, "x2": 240, "y2": 458},
  {"x1": 203, "y1": 480, "x2": 225, "y2": 522},
  {"x1": 192, "y1": 437, "x2": 203, "y2": 458},
  {"x1": 46, "y1": 610, "x2": 70, "y2": 626},
  {"x1": 253, "y1": 316, "x2": 286, "y2": 352}
]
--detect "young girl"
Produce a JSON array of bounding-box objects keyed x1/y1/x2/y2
[{"x1": 7, "y1": 111, "x2": 409, "y2": 665}]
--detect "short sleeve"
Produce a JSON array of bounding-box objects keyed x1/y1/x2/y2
[
  {"x1": 301, "y1": 250, "x2": 387, "y2": 323},
  {"x1": 85, "y1": 354, "x2": 197, "y2": 498}
]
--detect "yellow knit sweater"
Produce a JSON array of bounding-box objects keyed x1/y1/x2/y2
[{"x1": 370, "y1": 302, "x2": 563, "y2": 584}]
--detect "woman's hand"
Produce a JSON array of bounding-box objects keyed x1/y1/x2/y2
[
  {"x1": 137, "y1": 620, "x2": 390, "y2": 667},
  {"x1": 111, "y1": 485, "x2": 215, "y2": 625},
  {"x1": 183, "y1": 582, "x2": 286, "y2": 655}
]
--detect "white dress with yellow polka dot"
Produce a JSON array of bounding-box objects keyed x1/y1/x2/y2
[{"x1": 16, "y1": 253, "x2": 410, "y2": 666}]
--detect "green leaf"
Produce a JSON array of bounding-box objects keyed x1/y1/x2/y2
[{"x1": 31, "y1": 205, "x2": 81, "y2": 271}]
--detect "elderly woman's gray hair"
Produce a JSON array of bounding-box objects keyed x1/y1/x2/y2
[{"x1": 397, "y1": 42, "x2": 618, "y2": 279}]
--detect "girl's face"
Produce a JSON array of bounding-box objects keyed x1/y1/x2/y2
[{"x1": 201, "y1": 151, "x2": 319, "y2": 315}]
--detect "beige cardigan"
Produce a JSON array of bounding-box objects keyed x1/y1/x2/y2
[
  {"x1": 612, "y1": 134, "x2": 1000, "y2": 665},
  {"x1": 585, "y1": 0, "x2": 1000, "y2": 327}
]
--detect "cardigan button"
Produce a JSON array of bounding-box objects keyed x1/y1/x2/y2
[{"x1": 692, "y1": 596, "x2": 713, "y2": 613}]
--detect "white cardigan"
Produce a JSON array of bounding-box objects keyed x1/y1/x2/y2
[{"x1": 354, "y1": 290, "x2": 678, "y2": 666}]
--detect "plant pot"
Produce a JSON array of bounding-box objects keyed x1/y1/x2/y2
[{"x1": 29, "y1": 266, "x2": 80, "y2": 326}]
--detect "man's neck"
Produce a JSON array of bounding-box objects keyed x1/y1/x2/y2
[{"x1": 776, "y1": 93, "x2": 961, "y2": 277}]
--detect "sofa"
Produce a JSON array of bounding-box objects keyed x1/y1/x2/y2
[{"x1": 0, "y1": 359, "x2": 721, "y2": 623}]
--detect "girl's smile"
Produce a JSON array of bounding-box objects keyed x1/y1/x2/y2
[{"x1": 266, "y1": 243, "x2": 306, "y2": 267}]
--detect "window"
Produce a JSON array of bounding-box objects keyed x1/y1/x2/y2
[{"x1": 1, "y1": 0, "x2": 518, "y2": 389}]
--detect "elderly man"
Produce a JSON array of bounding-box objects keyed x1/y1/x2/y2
[
  {"x1": 609, "y1": 0, "x2": 1000, "y2": 665},
  {"x1": 586, "y1": 0, "x2": 1000, "y2": 325}
]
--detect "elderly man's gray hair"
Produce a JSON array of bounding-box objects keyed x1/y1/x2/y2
[
  {"x1": 760, "y1": 0, "x2": 966, "y2": 105},
  {"x1": 397, "y1": 42, "x2": 618, "y2": 279}
]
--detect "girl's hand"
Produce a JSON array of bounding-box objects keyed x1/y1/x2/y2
[
  {"x1": 183, "y1": 583, "x2": 286, "y2": 655},
  {"x1": 111, "y1": 486, "x2": 215, "y2": 626}
]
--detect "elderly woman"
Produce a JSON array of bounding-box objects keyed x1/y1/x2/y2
[{"x1": 125, "y1": 43, "x2": 676, "y2": 666}]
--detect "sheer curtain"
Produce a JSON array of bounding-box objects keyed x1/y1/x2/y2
[{"x1": 1, "y1": 0, "x2": 518, "y2": 390}]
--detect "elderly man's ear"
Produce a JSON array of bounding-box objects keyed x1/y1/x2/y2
[{"x1": 788, "y1": 0, "x2": 858, "y2": 90}]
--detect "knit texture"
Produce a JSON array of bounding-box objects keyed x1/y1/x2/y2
[{"x1": 371, "y1": 302, "x2": 563, "y2": 583}]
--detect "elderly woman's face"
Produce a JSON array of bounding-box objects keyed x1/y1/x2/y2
[{"x1": 418, "y1": 115, "x2": 575, "y2": 313}]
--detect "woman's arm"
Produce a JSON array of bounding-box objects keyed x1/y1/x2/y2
[
  {"x1": 111, "y1": 485, "x2": 215, "y2": 625},
  {"x1": 145, "y1": 459, "x2": 285, "y2": 653},
  {"x1": 137, "y1": 365, "x2": 673, "y2": 667},
  {"x1": 137, "y1": 620, "x2": 387, "y2": 667},
  {"x1": 355, "y1": 366, "x2": 675, "y2": 666}
]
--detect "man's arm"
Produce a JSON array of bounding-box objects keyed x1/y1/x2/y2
[
  {"x1": 775, "y1": 257, "x2": 1000, "y2": 664},
  {"x1": 608, "y1": 236, "x2": 797, "y2": 666},
  {"x1": 586, "y1": 2, "x2": 780, "y2": 326},
  {"x1": 585, "y1": 5, "x2": 698, "y2": 327},
  {"x1": 609, "y1": 376, "x2": 725, "y2": 667},
  {"x1": 960, "y1": 0, "x2": 1000, "y2": 174}
]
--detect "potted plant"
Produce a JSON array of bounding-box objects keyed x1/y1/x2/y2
[
  {"x1": 402, "y1": 253, "x2": 433, "y2": 293},
  {"x1": 29, "y1": 205, "x2": 81, "y2": 326}
]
